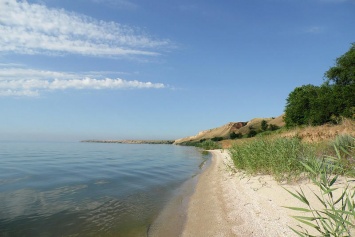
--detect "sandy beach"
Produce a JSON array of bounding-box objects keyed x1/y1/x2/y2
[{"x1": 181, "y1": 150, "x2": 322, "y2": 237}]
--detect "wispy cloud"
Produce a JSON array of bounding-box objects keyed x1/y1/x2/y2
[
  {"x1": 0, "y1": 67, "x2": 166, "y2": 97},
  {"x1": 0, "y1": 0, "x2": 170, "y2": 57},
  {"x1": 305, "y1": 26, "x2": 325, "y2": 34},
  {"x1": 91, "y1": 0, "x2": 139, "y2": 10}
]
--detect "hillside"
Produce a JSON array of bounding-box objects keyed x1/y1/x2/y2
[
  {"x1": 175, "y1": 115, "x2": 355, "y2": 149},
  {"x1": 174, "y1": 114, "x2": 285, "y2": 145}
]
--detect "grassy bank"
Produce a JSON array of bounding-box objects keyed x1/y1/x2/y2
[
  {"x1": 179, "y1": 139, "x2": 221, "y2": 150},
  {"x1": 230, "y1": 135, "x2": 355, "y2": 181},
  {"x1": 230, "y1": 135, "x2": 355, "y2": 236},
  {"x1": 230, "y1": 137, "x2": 313, "y2": 181}
]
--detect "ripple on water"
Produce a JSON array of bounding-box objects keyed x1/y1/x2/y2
[{"x1": 0, "y1": 142, "x2": 208, "y2": 236}]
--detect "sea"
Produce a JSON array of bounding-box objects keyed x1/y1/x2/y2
[{"x1": 0, "y1": 142, "x2": 209, "y2": 237}]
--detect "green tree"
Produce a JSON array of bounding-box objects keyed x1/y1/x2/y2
[
  {"x1": 261, "y1": 120, "x2": 268, "y2": 131},
  {"x1": 284, "y1": 84, "x2": 319, "y2": 127},
  {"x1": 284, "y1": 44, "x2": 355, "y2": 127},
  {"x1": 325, "y1": 43, "x2": 355, "y2": 86},
  {"x1": 230, "y1": 132, "x2": 242, "y2": 139},
  {"x1": 248, "y1": 130, "x2": 257, "y2": 138},
  {"x1": 269, "y1": 124, "x2": 280, "y2": 131}
]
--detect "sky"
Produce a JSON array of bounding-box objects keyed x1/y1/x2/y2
[{"x1": 0, "y1": 0, "x2": 354, "y2": 141}]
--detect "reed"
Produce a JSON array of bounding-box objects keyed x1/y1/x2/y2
[
  {"x1": 230, "y1": 137, "x2": 314, "y2": 181},
  {"x1": 284, "y1": 144, "x2": 355, "y2": 236},
  {"x1": 229, "y1": 134, "x2": 355, "y2": 235}
]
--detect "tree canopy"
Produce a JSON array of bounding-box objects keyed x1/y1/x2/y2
[
  {"x1": 325, "y1": 43, "x2": 355, "y2": 86},
  {"x1": 284, "y1": 43, "x2": 355, "y2": 127}
]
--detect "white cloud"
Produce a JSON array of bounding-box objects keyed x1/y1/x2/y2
[
  {"x1": 91, "y1": 0, "x2": 138, "y2": 10},
  {"x1": 305, "y1": 26, "x2": 325, "y2": 34},
  {"x1": 0, "y1": 0, "x2": 170, "y2": 57},
  {"x1": 0, "y1": 68, "x2": 166, "y2": 97}
]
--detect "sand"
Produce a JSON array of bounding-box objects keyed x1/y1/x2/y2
[{"x1": 180, "y1": 150, "x2": 329, "y2": 237}]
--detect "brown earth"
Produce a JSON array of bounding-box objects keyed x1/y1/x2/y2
[{"x1": 174, "y1": 114, "x2": 285, "y2": 145}]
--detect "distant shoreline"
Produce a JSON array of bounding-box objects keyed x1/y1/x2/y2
[{"x1": 81, "y1": 139, "x2": 175, "y2": 144}]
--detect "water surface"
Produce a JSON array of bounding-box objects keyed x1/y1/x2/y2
[{"x1": 0, "y1": 142, "x2": 208, "y2": 237}]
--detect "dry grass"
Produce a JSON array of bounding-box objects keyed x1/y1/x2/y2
[
  {"x1": 281, "y1": 118, "x2": 355, "y2": 143},
  {"x1": 220, "y1": 118, "x2": 355, "y2": 149}
]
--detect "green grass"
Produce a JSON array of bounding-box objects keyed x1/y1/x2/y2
[
  {"x1": 180, "y1": 139, "x2": 221, "y2": 150},
  {"x1": 230, "y1": 137, "x2": 315, "y2": 181},
  {"x1": 284, "y1": 147, "x2": 355, "y2": 236},
  {"x1": 229, "y1": 134, "x2": 355, "y2": 235},
  {"x1": 230, "y1": 135, "x2": 355, "y2": 181}
]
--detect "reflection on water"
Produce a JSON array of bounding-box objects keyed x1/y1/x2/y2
[{"x1": 0, "y1": 142, "x2": 209, "y2": 237}]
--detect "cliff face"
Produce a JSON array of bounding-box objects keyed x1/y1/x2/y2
[
  {"x1": 174, "y1": 121, "x2": 247, "y2": 144},
  {"x1": 174, "y1": 115, "x2": 285, "y2": 145}
]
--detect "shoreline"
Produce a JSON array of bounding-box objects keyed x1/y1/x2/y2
[
  {"x1": 180, "y1": 150, "x2": 302, "y2": 237},
  {"x1": 148, "y1": 154, "x2": 212, "y2": 237},
  {"x1": 81, "y1": 140, "x2": 175, "y2": 144}
]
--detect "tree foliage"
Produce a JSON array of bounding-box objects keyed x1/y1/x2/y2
[
  {"x1": 284, "y1": 44, "x2": 355, "y2": 127},
  {"x1": 261, "y1": 120, "x2": 268, "y2": 131},
  {"x1": 230, "y1": 132, "x2": 242, "y2": 139},
  {"x1": 325, "y1": 43, "x2": 355, "y2": 86}
]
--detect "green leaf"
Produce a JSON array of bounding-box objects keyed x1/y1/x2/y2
[
  {"x1": 312, "y1": 191, "x2": 327, "y2": 208},
  {"x1": 283, "y1": 187, "x2": 309, "y2": 206},
  {"x1": 301, "y1": 161, "x2": 317, "y2": 175},
  {"x1": 293, "y1": 216, "x2": 319, "y2": 229},
  {"x1": 323, "y1": 187, "x2": 338, "y2": 195},
  {"x1": 289, "y1": 226, "x2": 307, "y2": 237},
  {"x1": 283, "y1": 206, "x2": 312, "y2": 212},
  {"x1": 329, "y1": 175, "x2": 338, "y2": 186},
  {"x1": 334, "y1": 191, "x2": 346, "y2": 205}
]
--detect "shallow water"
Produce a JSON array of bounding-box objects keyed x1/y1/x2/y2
[{"x1": 0, "y1": 142, "x2": 208, "y2": 237}]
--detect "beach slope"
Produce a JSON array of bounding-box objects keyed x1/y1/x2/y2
[{"x1": 181, "y1": 150, "x2": 299, "y2": 237}]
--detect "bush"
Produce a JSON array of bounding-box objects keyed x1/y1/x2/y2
[
  {"x1": 269, "y1": 124, "x2": 280, "y2": 131},
  {"x1": 211, "y1": 137, "x2": 224, "y2": 142},
  {"x1": 247, "y1": 130, "x2": 257, "y2": 138},
  {"x1": 230, "y1": 132, "x2": 242, "y2": 139},
  {"x1": 199, "y1": 140, "x2": 221, "y2": 150},
  {"x1": 261, "y1": 120, "x2": 268, "y2": 131}
]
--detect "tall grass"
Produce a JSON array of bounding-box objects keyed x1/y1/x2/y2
[
  {"x1": 284, "y1": 144, "x2": 355, "y2": 236},
  {"x1": 229, "y1": 134, "x2": 355, "y2": 235},
  {"x1": 230, "y1": 137, "x2": 315, "y2": 181},
  {"x1": 180, "y1": 139, "x2": 221, "y2": 150}
]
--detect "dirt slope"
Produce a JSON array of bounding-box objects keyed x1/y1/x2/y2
[{"x1": 174, "y1": 115, "x2": 285, "y2": 144}]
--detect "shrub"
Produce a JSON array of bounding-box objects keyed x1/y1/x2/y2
[
  {"x1": 199, "y1": 140, "x2": 221, "y2": 150},
  {"x1": 211, "y1": 137, "x2": 224, "y2": 142},
  {"x1": 230, "y1": 132, "x2": 242, "y2": 139},
  {"x1": 269, "y1": 124, "x2": 280, "y2": 131},
  {"x1": 261, "y1": 120, "x2": 268, "y2": 131},
  {"x1": 247, "y1": 130, "x2": 257, "y2": 138}
]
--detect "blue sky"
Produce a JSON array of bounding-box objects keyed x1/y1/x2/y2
[{"x1": 0, "y1": 0, "x2": 354, "y2": 141}]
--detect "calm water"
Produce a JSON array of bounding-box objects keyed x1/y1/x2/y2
[{"x1": 0, "y1": 142, "x2": 208, "y2": 237}]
